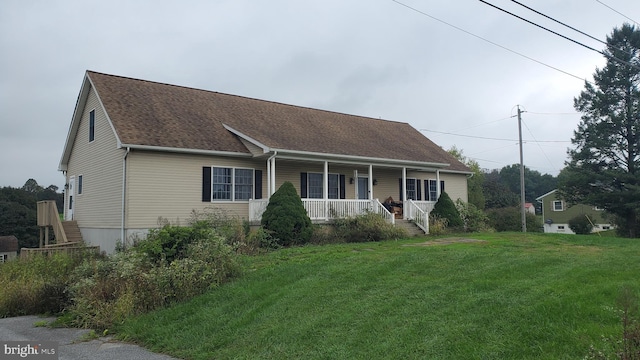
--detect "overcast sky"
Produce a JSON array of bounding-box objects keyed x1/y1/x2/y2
[{"x1": 1, "y1": 0, "x2": 638, "y2": 189}]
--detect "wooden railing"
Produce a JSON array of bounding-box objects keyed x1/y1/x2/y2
[
  {"x1": 37, "y1": 200, "x2": 67, "y2": 244},
  {"x1": 249, "y1": 198, "x2": 395, "y2": 224},
  {"x1": 405, "y1": 199, "x2": 429, "y2": 234},
  {"x1": 20, "y1": 246, "x2": 100, "y2": 259}
]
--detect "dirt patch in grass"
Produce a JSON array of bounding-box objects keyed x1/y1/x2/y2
[{"x1": 402, "y1": 238, "x2": 486, "y2": 247}]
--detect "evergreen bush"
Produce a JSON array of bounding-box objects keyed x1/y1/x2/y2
[
  {"x1": 431, "y1": 192, "x2": 464, "y2": 228},
  {"x1": 568, "y1": 214, "x2": 594, "y2": 235},
  {"x1": 261, "y1": 182, "x2": 313, "y2": 246}
]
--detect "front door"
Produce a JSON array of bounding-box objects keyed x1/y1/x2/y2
[
  {"x1": 357, "y1": 177, "x2": 369, "y2": 200},
  {"x1": 66, "y1": 177, "x2": 75, "y2": 220}
]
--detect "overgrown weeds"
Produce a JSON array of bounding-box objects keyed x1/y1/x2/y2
[{"x1": 0, "y1": 252, "x2": 88, "y2": 318}]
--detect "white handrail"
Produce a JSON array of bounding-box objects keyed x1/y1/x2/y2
[{"x1": 406, "y1": 199, "x2": 429, "y2": 234}]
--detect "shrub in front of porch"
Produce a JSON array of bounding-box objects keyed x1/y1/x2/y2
[
  {"x1": 432, "y1": 192, "x2": 463, "y2": 229},
  {"x1": 261, "y1": 182, "x2": 313, "y2": 247},
  {"x1": 333, "y1": 213, "x2": 408, "y2": 243}
]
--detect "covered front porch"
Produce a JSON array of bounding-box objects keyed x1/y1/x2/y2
[{"x1": 244, "y1": 152, "x2": 452, "y2": 234}]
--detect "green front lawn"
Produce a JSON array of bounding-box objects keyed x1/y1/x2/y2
[{"x1": 118, "y1": 233, "x2": 640, "y2": 359}]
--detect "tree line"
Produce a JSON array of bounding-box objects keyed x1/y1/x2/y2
[{"x1": 0, "y1": 179, "x2": 64, "y2": 249}]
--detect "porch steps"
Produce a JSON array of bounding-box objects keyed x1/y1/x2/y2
[
  {"x1": 60, "y1": 221, "x2": 84, "y2": 244},
  {"x1": 395, "y1": 219, "x2": 426, "y2": 237}
]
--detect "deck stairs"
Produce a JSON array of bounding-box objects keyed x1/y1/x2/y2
[{"x1": 395, "y1": 219, "x2": 427, "y2": 237}]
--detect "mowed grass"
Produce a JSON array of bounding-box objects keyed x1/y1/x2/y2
[{"x1": 117, "y1": 233, "x2": 640, "y2": 359}]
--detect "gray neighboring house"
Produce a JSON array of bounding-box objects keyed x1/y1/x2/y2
[
  {"x1": 58, "y1": 71, "x2": 472, "y2": 254},
  {"x1": 0, "y1": 236, "x2": 19, "y2": 262}
]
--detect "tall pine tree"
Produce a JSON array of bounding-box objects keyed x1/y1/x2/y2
[{"x1": 559, "y1": 24, "x2": 640, "y2": 237}]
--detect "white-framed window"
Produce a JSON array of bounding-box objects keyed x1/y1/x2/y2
[
  {"x1": 557, "y1": 225, "x2": 565, "y2": 231},
  {"x1": 406, "y1": 178, "x2": 417, "y2": 200},
  {"x1": 602, "y1": 226, "x2": 611, "y2": 230},
  {"x1": 426, "y1": 179, "x2": 445, "y2": 201},
  {"x1": 306, "y1": 173, "x2": 340, "y2": 199},
  {"x1": 0, "y1": 254, "x2": 7, "y2": 263},
  {"x1": 553, "y1": 200, "x2": 564, "y2": 211},
  {"x1": 211, "y1": 167, "x2": 254, "y2": 201}
]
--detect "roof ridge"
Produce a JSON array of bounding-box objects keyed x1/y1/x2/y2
[{"x1": 85, "y1": 70, "x2": 409, "y2": 126}]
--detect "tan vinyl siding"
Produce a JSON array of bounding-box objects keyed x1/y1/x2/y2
[
  {"x1": 439, "y1": 173, "x2": 468, "y2": 202},
  {"x1": 239, "y1": 138, "x2": 265, "y2": 156},
  {"x1": 65, "y1": 87, "x2": 124, "y2": 228},
  {"x1": 125, "y1": 151, "x2": 266, "y2": 228}
]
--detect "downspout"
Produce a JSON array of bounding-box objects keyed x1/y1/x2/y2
[{"x1": 121, "y1": 147, "x2": 130, "y2": 249}]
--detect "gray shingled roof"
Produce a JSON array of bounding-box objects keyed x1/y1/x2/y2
[
  {"x1": 87, "y1": 71, "x2": 470, "y2": 172},
  {"x1": 0, "y1": 236, "x2": 18, "y2": 252}
]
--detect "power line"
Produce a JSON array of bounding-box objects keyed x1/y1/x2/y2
[
  {"x1": 509, "y1": 0, "x2": 608, "y2": 47},
  {"x1": 479, "y1": 0, "x2": 640, "y2": 71},
  {"x1": 521, "y1": 118, "x2": 560, "y2": 172},
  {"x1": 390, "y1": 0, "x2": 589, "y2": 83},
  {"x1": 594, "y1": 0, "x2": 640, "y2": 26},
  {"x1": 420, "y1": 129, "x2": 571, "y2": 143}
]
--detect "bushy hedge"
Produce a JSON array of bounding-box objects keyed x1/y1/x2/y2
[
  {"x1": 568, "y1": 215, "x2": 594, "y2": 235},
  {"x1": 486, "y1": 207, "x2": 542, "y2": 232},
  {"x1": 455, "y1": 199, "x2": 494, "y2": 233},
  {"x1": 261, "y1": 182, "x2": 313, "y2": 246},
  {"x1": 332, "y1": 212, "x2": 408, "y2": 243}
]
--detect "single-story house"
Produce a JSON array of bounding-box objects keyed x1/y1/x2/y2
[
  {"x1": 0, "y1": 236, "x2": 19, "y2": 262},
  {"x1": 536, "y1": 189, "x2": 613, "y2": 234},
  {"x1": 57, "y1": 71, "x2": 471, "y2": 253}
]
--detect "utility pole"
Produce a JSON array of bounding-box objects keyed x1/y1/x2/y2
[{"x1": 517, "y1": 105, "x2": 526, "y2": 233}]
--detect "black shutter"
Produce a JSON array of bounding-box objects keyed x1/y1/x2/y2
[
  {"x1": 416, "y1": 179, "x2": 422, "y2": 200},
  {"x1": 424, "y1": 180, "x2": 429, "y2": 201},
  {"x1": 254, "y1": 170, "x2": 262, "y2": 199},
  {"x1": 398, "y1": 178, "x2": 403, "y2": 201},
  {"x1": 202, "y1": 167, "x2": 212, "y2": 202},
  {"x1": 300, "y1": 173, "x2": 308, "y2": 198},
  {"x1": 440, "y1": 181, "x2": 445, "y2": 194},
  {"x1": 339, "y1": 175, "x2": 346, "y2": 199}
]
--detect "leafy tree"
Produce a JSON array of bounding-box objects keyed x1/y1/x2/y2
[
  {"x1": 261, "y1": 182, "x2": 313, "y2": 246},
  {"x1": 499, "y1": 164, "x2": 557, "y2": 205},
  {"x1": 559, "y1": 24, "x2": 640, "y2": 237},
  {"x1": 431, "y1": 191, "x2": 463, "y2": 228},
  {"x1": 448, "y1": 146, "x2": 485, "y2": 209},
  {"x1": 482, "y1": 170, "x2": 519, "y2": 209},
  {"x1": 0, "y1": 180, "x2": 64, "y2": 248}
]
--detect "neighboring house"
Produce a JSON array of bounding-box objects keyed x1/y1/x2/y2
[
  {"x1": 57, "y1": 71, "x2": 471, "y2": 253},
  {"x1": 524, "y1": 203, "x2": 535, "y2": 215},
  {"x1": 0, "y1": 236, "x2": 19, "y2": 262},
  {"x1": 536, "y1": 190, "x2": 613, "y2": 234}
]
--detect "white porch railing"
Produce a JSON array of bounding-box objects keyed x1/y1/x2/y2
[
  {"x1": 249, "y1": 198, "x2": 395, "y2": 224},
  {"x1": 405, "y1": 199, "x2": 429, "y2": 234}
]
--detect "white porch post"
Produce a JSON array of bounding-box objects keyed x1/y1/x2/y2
[
  {"x1": 271, "y1": 157, "x2": 276, "y2": 195},
  {"x1": 368, "y1": 164, "x2": 373, "y2": 200},
  {"x1": 402, "y1": 167, "x2": 407, "y2": 219},
  {"x1": 323, "y1": 161, "x2": 329, "y2": 220},
  {"x1": 436, "y1": 169, "x2": 441, "y2": 200},
  {"x1": 266, "y1": 159, "x2": 271, "y2": 197},
  {"x1": 353, "y1": 170, "x2": 358, "y2": 199}
]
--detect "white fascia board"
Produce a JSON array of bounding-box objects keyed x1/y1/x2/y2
[
  {"x1": 121, "y1": 144, "x2": 254, "y2": 158},
  {"x1": 222, "y1": 124, "x2": 270, "y2": 153},
  {"x1": 535, "y1": 189, "x2": 558, "y2": 201},
  {"x1": 272, "y1": 148, "x2": 450, "y2": 169},
  {"x1": 58, "y1": 71, "x2": 125, "y2": 171},
  {"x1": 58, "y1": 73, "x2": 91, "y2": 171},
  {"x1": 438, "y1": 169, "x2": 475, "y2": 176}
]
